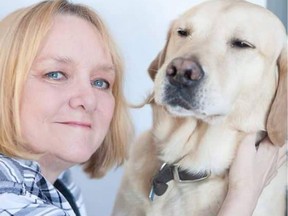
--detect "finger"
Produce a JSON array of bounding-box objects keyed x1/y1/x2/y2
[
  {"x1": 277, "y1": 144, "x2": 287, "y2": 168},
  {"x1": 265, "y1": 170, "x2": 278, "y2": 186},
  {"x1": 258, "y1": 137, "x2": 278, "y2": 152},
  {"x1": 235, "y1": 133, "x2": 258, "y2": 160},
  {"x1": 277, "y1": 154, "x2": 287, "y2": 168},
  {"x1": 256, "y1": 140, "x2": 279, "y2": 165},
  {"x1": 239, "y1": 133, "x2": 258, "y2": 151},
  {"x1": 278, "y1": 143, "x2": 287, "y2": 158}
]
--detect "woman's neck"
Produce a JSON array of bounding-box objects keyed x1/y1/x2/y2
[{"x1": 37, "y1": 154, "x2": 72, "y2": 183}]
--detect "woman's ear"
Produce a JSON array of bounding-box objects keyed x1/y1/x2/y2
[
  {"x1": 148, "y1": 28, "x2": 172, "y2": 80},
  {"x1": 267, "y1": 43, "x2": 287, "y2": 146}
]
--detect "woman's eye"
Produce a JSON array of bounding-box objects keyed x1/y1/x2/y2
[
  {"x1": 45, "y1": 71, "x2": 66, "y2": 80},
  {"x1": 91, "y1": 79, "x2": 110, "y2": 89}
]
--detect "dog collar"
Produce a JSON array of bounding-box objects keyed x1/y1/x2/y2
[{"x1": 149, "y1": 163, "x2": 210, "y2": 201}]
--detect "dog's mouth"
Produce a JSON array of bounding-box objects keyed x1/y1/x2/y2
[
  {"x1": 164, "y1": 98, "x2": 227, "y2": 121},
  {"x1": 165, "y1": 97, "x2": 192, "y2": 110},
  {"x1": 161, "y1": 83, "x2": 203, "y2": 116},
  {"x1": 159, "y1": 86, "x2": 229, "y2": 121},
  {"x1": 162, "y1": 95, "x2": 206, "y2": 118}
]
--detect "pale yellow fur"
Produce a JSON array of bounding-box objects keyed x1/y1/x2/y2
[{"x1": 112, "y1": 0, "x2": 287, "y2": 215}]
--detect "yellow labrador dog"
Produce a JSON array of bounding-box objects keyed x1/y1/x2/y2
[{"x1": 112, "y1": 0, "x2": 287, "y2": 215}]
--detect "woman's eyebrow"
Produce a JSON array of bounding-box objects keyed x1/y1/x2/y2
[
  {"x1": 35, "y1": 55, "x2": 74, "y2": 64},
  {"x1": 51, "y1": 55, "x2": 73, "y2": 64},
  {"x1": 35, "y1": 55, "x2": 115, "y2": 73},
  {"x1": 97, "y1": 64, "x2": 115, "y2": 73}
]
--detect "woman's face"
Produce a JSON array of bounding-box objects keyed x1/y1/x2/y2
[{"x1": 20, "y1": 15, "x2": 115, "y2": 166}]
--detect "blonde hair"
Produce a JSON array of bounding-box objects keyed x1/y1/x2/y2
[{"x1": 0, "y1": 0, "x2": 133, "y2": 178}]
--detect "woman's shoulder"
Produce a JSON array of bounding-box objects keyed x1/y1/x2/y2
[
  {"x1": 0, "y1": 154, "x2": 80, "y2": 215},
  {"x1": 0, "y1": 154, "x2": 25, "y2": 190},
  {"x1": 0, "y1": 154, "x2": 41, "y2": 195}
]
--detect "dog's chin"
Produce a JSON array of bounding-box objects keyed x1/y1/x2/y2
[
  {"x1": 165, "y1": 104, "x2": 227, "y2": 125},
  {"x1": 155, "y1": 92, "x2": 230, "y2": 124}
]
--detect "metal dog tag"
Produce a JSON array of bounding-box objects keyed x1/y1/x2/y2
[
  {"x1": 149, "y1": 186, "x2": 155, "y2": 201},
  {"x1": 149, "y1": 163, "x2": 168, "y2": 201}
]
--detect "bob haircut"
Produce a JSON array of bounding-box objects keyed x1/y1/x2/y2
[{"x1": 0, "y1": 0, "x2": 133, "y2": 178}]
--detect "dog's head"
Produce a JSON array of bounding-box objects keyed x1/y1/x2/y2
[{"x1": 148, "y1": 0, "x2": 287, "y2": 146}]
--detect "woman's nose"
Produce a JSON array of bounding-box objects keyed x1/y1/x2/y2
[{"x1": 69, "y1": 82, "x2": 97, "y2": 112}]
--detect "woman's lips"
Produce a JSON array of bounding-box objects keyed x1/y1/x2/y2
[{"x1": 56, "y1": 121, "x2": 92, "y2": 129}]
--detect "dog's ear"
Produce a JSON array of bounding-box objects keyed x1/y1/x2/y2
[
  {"x1": 148, "y1": 29, "x2": 172, "y2": 80},
  {"x1": 148, "y1": 51, "x2": 166, "y2": 80},
  {"x1": 267, "y1": 43, "x2": 287, "y2": 146}
]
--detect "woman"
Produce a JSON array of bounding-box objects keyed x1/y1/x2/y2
[
  {"x1": 0, "y1": 1, "x2": 132, "y2": 215},
  {"x1": 0, "y1": 0, "x2": 285, "y2": 215}
]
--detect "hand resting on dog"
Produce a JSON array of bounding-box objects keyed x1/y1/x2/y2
[{"x1": 218, "y1": 134, "x2": 287, "y2": 216}]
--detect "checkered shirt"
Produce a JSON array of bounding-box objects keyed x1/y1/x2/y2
[{"x1": 0, "y1": 154, "x2": 87, "y2": 216}]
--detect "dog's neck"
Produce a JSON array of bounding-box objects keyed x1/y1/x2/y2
[
  {"x1": 151, "y1": 87, "x2": 273, "y2": 174},
  {"x1": 151, "y1": 110, "x2": 248, "y2": 176}
]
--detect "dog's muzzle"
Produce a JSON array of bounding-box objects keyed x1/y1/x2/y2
[{"x1": 162, "y1": 57, "x2": 205, "y2": 111}]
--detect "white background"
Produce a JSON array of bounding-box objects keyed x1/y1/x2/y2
[{"x1": 0, "y1": 0, "x2": 269, "y2": 215}]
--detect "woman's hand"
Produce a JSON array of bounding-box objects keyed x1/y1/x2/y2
[{"x1": 218, "y1": 133, "x2": 287, "y2": 216}]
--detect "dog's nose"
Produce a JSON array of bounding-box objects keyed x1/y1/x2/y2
[{"x1": 166, "y1": 58, "x2": 204, "y2": 86}]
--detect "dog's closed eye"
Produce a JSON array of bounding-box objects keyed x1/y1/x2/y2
[
  {"x1": 231, "y1": 39, "x2": 256, "y2": 49},
  {"x1": 177, "y1": 28, "x2": 190, "y2": 37}
]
